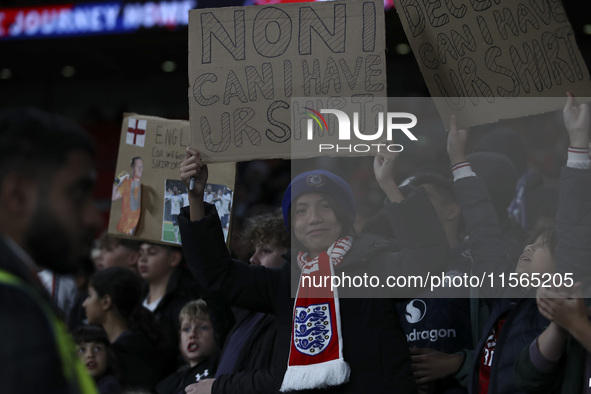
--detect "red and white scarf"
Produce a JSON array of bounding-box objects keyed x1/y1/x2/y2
[{"x1": 280, "y1": 237, "x2": 353, "y2": 392}]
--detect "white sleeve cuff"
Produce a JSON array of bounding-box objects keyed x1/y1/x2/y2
[
  {"x1": 567, "y1": 147, "x2": 591, "y2": 169},
  {"x1": 452, "y1": 162, "x2": 476, "y2": 181}
]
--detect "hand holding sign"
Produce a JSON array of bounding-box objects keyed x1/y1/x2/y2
[
  {"x1": 394, "y1": 0, "x2": 591, "y2": 130},
  {"x1": 180, "y1": 147, "x2": 208, "y2": 221},
  {"x1": 109, "y1": 114, "x2": 235, "y2": 244}
]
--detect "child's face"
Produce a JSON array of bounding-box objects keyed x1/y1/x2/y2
[
  {"x1": 77, "y1": 341, "x2": 108, "y2": 379},
  {"x1": 137, "y1": 243, "x2": 177, "y2": 283},
  {"x1": 179, "y1": 318, "x2": 217, "y2": 367},
  {"x1": 515, "y1": 235, "x2": 555, "y2": 275},
  {"x1": 83, "y1": 286, "x2": 105, "y2": 325},
  {"x1": 249, "y1": 242, "x2": 287, "y2": 269},
  {"x1": 292, "y1": 193, "x2": 342, "y2": 258},
  {"x1": 96, "y1": 243, "x2": 138, "y2": 273}
]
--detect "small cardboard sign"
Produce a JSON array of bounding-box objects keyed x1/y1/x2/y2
[
  {"x1": 393, "y1": 0, "x2": 591, "y2": 129},
  {"x1": 188, "y1": 0, "x2": 387, "y2": 162},
  {"x1": 108, "y1": 113, "x2": 236, "y2": 245}
]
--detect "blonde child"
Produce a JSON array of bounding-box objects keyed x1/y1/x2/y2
[{"x1": 156, "y1": 299, "x2": 219, "y2": 394}]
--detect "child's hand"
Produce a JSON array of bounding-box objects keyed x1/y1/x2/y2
[
  {"x1": 447, "y1": 115, "x2": 469, "y2": 166},
  {"x1": 563, "y1": 92, "x2": 589, "y2": 149},
  {"x1": 410, "y1": 347, "x2": 463, "y2": 384},
  {"x1": 185, "y1": 378, "x2": 215, "y2": 394},
  {"x1": 373, "y1": 150, "x2": 399, "y2": 189},
  {"x1": 180, "y1": 147, "x2": 208, "y2": 198},
  {"x1": 180, "y1": 147, "x2": 209, "y2": 220},
  {"x1": 373, "y1": 143, "x2": 404, "y2": 203},
  {"x1": 537, "y1": 283, "x2": 588, "y2": 334}
]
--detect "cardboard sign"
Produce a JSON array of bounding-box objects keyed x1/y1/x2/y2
[
  {"x1": 393, "y1": 0, "x2": 591, "y2": 129},
  {"x1": 108, "y1": 113, "x2": 236, "y2": 246},
  {"x1": 188, "y1": 0, "x2": 387, "y2": 162}
]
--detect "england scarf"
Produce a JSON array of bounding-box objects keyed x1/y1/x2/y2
[{"x1": 280, "y1": 237, "x2": 353, "y2": 392}]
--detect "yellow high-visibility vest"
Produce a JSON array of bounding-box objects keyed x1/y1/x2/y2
[{"x1": 0, "y1": 269, "x2": 98, "y2": 394}]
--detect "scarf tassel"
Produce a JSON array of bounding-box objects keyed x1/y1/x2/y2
[{"x1": 280, "y1": 358, "x2": 351, "y2": 392}]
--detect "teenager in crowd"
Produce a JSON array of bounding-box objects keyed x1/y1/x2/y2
[
  {"x1": 138, "y1": 241, "x2": 200, "y2": 365},
  {"x1": 201, "y1": 211, "x2": 289, "y2": 394},
  {"x1": 95, "y1": 233, "x2": 141, "y2": 275},
  {"x1": 374, "y1": 170, "x2": 472, "y2": 394},
  {"x1": 84, "y1": 266, "x2": 173, "y2": 391},
  {"x1": 178, "y1": 147, "x2": 449, "y2": 392}
]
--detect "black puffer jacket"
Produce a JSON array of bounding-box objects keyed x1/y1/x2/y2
[{"x1": 179, "y1": 187, "x2": 448, "y2": 393}]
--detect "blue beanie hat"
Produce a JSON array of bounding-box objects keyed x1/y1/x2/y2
[{"x1": 281, "y1": 169, "x2": 356, "y2": 229}]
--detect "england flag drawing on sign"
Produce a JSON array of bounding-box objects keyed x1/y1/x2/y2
[
  {"x1": 127, "y1": 118, "x2": 147, "y2": 147},
  {"x1": 293, "y1": 303, "x2": 332, "y2": 356}
]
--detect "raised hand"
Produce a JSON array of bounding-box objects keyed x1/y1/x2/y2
[
  {"x1": 446, "y1": 115, "x2": 469, "y2": 167},
  {"x1": 180, "y1": 147, "x2": 208, "y2": 220},
  {"x1": 373, "y1": 149, "x2": 398, "y2": 188},
  {"x1": 373, "y1": 148, "x2": 404, "y2": 203},
  {"x1": 563, "y1": 92, "x2": 590, "y2": 149},
  {"x1": 180, "y1": 147, "x2": 209, "y2": 198}
]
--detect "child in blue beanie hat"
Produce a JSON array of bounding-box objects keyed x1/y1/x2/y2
[{"x1": 177, "y1": 148, "x2": 449, "y2": 393}]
